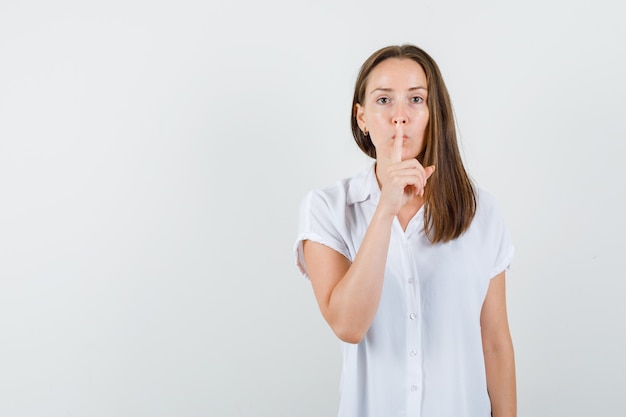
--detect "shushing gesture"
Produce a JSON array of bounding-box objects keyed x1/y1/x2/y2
[{"x1": 377, "y1": 123, "x2": 435, "y2": 216}]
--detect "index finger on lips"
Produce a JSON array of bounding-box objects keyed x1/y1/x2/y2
[{"x1": 392, "y1": 123, "x2": 403, "y2": 163}]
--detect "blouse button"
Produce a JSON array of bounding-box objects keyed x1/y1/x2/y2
[
  {"x1": 409, "y1": 313, "x2": 416, "y2": 320},
  {"x1": 410, "y1": 350, "x2": 417, "y2": 357},
  {"x1": 407, "y1": 277, "x2": 415, "y2": 284},
  {"x1": 410, "y1": 385, "x2": 418, "y2": 392}
]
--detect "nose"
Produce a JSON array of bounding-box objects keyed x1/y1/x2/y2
[
  {"x1": 392, "y1": 106, "x2": 408, "y2": 125},
  {"x1": 394, "y1": 117, "x2": 407, "y2": 125}
]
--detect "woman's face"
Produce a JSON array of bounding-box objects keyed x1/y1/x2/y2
[{"x1": 356, "y1": 58, "x2": 429, "y2": 162}]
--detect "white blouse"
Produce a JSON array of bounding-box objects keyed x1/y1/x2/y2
[{"x1": 294, "y1": 164, "x2": 514, "y2": 417}]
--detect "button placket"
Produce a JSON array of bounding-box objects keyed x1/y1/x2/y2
[{"x1": 403, "y1": 234, "x2": 423, "y2": 408}]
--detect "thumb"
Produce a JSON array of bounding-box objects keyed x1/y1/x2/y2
[{"x1": 425, "y1": 165, "x2": 436, "y2": 180}]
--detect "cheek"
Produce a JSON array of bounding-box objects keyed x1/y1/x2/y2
[
  {"x1": 369, "y1": 110, "x2": 388, "y2": 123},
  {"x1": 418, "y1": 109, "x2": 429, "y2": 127}
]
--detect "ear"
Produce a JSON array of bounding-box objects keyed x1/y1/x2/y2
[{"x1": 355, "y1": 103, "x2": 367, "y2": 131}]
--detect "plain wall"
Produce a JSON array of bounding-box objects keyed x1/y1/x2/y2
[{"x1": 1, "y1": 0, "x2": 624, "y2": 416}]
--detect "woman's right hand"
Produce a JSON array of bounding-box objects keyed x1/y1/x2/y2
[{"x1": 377, "y1": 124, "x2": 435, "y2": 216}]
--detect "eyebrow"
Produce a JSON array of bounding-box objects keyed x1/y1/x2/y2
[{"x1": 370, "y1": 86, "x2": 428, "y2": 95}]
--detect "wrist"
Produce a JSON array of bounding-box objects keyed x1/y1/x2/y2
[{"x1": 372, "y1": 205, "x2": 396, "y2": 224}]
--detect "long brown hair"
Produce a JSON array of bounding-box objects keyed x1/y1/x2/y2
[{"x1": 351, "y1": 44, "x2": 476, "y2": 243}]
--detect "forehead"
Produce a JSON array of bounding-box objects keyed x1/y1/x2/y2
[{"x1": 366, "y1": 58, "x2": 427, "y2": 91}]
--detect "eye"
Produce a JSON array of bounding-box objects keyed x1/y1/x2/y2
[
  {"x1": 411, "y1": 96, "x2": 424, "y2": 104},
  {"x1": 376, "y1": 97, "x2": 390, "y2": 104}
]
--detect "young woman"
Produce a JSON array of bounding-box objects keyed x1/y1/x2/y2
[{"x1": 295, "y1": 44, "x2": 516, "y2": 417}]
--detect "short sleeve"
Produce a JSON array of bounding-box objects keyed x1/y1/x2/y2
[
  {"x1": 294, "y1": 190, "x2": 351, "y2": 280},
  {"x1": 486, "y1": 194, "x2": 515, "y2": 279}
]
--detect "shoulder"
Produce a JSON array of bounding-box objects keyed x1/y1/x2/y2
[
  {"x1": 301, "y1": 164, "x2": 376, "y2": 210},
  {"x1": 469, "y1": 187, "x2": 512, "y2": 240},
  {"x1": 468, "y1": 187, "x2": 511, "y2": 233},
  {"x1": 295, "y1": 166, "x2": 375, "y2": 272},
  {"x1": 470, "y1": 188, "x2": 515, "y2": 275},
  {"x1": 475, "y1": 187, "x2": 506, "y2": 217}
]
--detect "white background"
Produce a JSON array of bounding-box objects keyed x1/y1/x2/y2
[{"x1": 1, "y1": 0, "x2": 624, "y2": 416}]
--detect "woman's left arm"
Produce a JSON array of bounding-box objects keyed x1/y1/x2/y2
[{"x1": 481, "y1": 271, "x2": 517, "y2": 417}]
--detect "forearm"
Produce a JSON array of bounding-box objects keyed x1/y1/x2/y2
[
  {"x1": 326, "y1": 207, "x2": 395, "y2": 343},
  {"x1": 484, "y1": 341, "x2": 517, "y2": 417}
]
